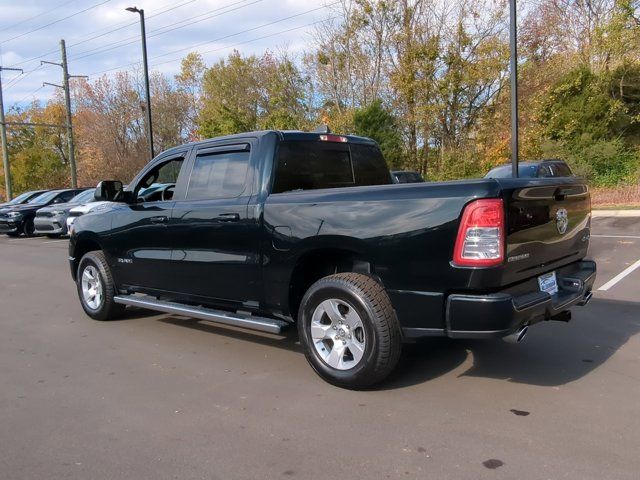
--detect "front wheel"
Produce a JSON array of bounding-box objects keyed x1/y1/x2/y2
[
  {"x1": 22, "y1": 218, "x2": 35, "y2": 237},
  {"x1": 76, "y1": 251, "x2": 125, "y2": 320},
  {"x1": 298, "y1": 273, "x2": 402, "y2": 389}
]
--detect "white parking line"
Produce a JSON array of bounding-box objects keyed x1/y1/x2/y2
[
  {"x1": 42, "y1": 239, "x2": 68, "y2": 244},
  {"x1": 598, "y1": 258, "x2": 640, "y2": 291},
  {"x1": 591, "y1": 235, "x2": 640, "y2": 239}
]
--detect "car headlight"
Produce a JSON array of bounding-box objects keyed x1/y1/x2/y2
[
  {"x1": 51, "y1": 210, "x2": 66, "y2": 216},
  {"x1": 7, "y1": 211, "x2": 22, "y2": 218}
]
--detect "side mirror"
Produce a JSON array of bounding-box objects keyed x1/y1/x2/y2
[{"x1": 95, "y1": 180, "x2": 124, "y2": 202}]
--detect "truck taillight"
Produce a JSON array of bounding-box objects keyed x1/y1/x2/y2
[{"x1": 453, "y1": 199, "x2": 504, "y2": 267}]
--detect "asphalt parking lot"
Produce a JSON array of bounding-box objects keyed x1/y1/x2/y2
[{"x1": 1, "y1": 216, "x2": 639, "y2": 480}]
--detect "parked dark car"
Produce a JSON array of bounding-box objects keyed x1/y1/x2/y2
[
  {"x1": 34, "y1": 188, "x2": 97, "y2": 237},
  {"x1": 485, "y1": 159, "x2": 573, "y2": 179},
  {"x1": 0, "y1": 188, "x2": 87, "y2": 237},
  {"x1": 391, "y1": 170, "x2": 424, "y2": 183},
  {"x1": 69, "y1": 130, "x2": 595, "y2": 389},
  {"x1": 0, "y1": 189, "x2": 49, "y2": 209}
]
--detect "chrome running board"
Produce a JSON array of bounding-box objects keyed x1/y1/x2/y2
[{"x1": 114, "y1": 295, "x2": 289, "y2": 334}]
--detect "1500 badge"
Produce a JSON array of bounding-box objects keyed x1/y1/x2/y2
[{"x1": 117, "y1": 258, "x2": 133, "y2": 264}]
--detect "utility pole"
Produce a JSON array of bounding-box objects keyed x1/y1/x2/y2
[
  {"x1": 0, "y1": 66, "x2": 23, "y2": 200},
  {"x1": 42, "y1": 39, "x2": 87, "y2": 189},
  {"x1": 509, "y1": 0, "x2": 519, "y2": 178},
  {"x1": 126, "y1": 6, "x2": 154, "y2": 159}
]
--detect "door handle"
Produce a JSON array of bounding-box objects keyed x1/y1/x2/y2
[
  {"x1": 217, "y1": 213, "x2": 240, "y2": 222},
  {"x1": 150, "y1": 215, "x2": 168, "y2": 224}
]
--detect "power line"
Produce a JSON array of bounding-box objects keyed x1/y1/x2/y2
[
  {"x1": 156, "y1": 16, "x2": 341, "y2": 67},
  {"x1": 70, "y1": 0, "x2": 260, "y2": 62},
  {"x1": 11, "y1": 85, "x2": 45, "y2": 107},
  {"x1": 150, "y1": 4, "x2": 335, "y2": 63},
  {"x1": 5, "y1": 3, "x2": 339, "y2": 105},
  {"x1": 86, "y1": 3, "x2": 336, "y2": 76},
  {"x1": 68, "y1": 0, "x2": 198, "y2": 49},
  {"x1": 6, "y1": 0, "x2": 198, "y2": 68},
  {"x1": 1, "y1": 0, "x2": 112, "y2": 45},
  {"x1": 88, "y1": 14, "x2": 339, "y2": 78},
  {"x1": 0, "y1": 0, "x2": 79, "y2": 35},
  {"x1": 3, "y1": 64, "x2": 47, "y2": 91}
]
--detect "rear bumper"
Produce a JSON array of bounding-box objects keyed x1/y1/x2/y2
[{"x1": 403, "y1": 260, "x2": 596, "y2": 341}]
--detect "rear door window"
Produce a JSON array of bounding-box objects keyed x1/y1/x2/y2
[{"x1": 186, "y1": 146, "x2": 250, "y2": 200}]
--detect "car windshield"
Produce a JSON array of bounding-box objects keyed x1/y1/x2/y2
[
  {"x1": 28, "y1": 190, "x2": 61, "y2": 204},
  {"x1": 7, "y1": 191, "x2": 34, "y2": 204},
  {"x1": 69, "y1": 189, "x2": 95, "y2": 203},
  {"x1": 485, "y1": 164, "x2": 539, "y2": 178}
]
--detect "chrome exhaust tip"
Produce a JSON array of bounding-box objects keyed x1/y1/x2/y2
[
  {"x1": 577, "y1": 291, "x2": 593, "y2": 306},
  {"x1": 503, "y1": 325, "x2": 528, "y2": 344}
]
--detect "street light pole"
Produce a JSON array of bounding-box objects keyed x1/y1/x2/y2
[
  {"x1": 127, "y1": 6, "x2": 154, "y2": 159},
  {"x1": 509, "y1": 0, "x2": 519, "y2": 178}
]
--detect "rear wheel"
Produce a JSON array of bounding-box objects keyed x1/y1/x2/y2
[
  {"x1": 298, "y1": 273, "x2": 402, "y2": 389},
  {"x1": 76, "y1": 251, "x2": 124, "y2": 320}
]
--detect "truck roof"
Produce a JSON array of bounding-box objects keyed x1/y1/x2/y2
[{"x1": 159, "y1": 130, "x2": 377, "y2": 158}]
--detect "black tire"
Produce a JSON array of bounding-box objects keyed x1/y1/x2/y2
[
  {"x1": 76, "y1": 251, "x2": 125, "y2": 321},
  {"x1": 22, "y1": 217, "x2": 35, "y2": 237},
  {"x1": 298, "y1": 273, "x2": 402, "y2": 389}
]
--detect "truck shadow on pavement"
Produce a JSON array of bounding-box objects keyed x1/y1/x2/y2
[
  {"x1": 157, "y1": 316, "x2": 303, "y2": 352},
  {"x1": 150, "y1": 297, "x2": 638, "y2": 390},
  {"x1": 384, "y1": 297, "x2": 640, "y2": 389}
]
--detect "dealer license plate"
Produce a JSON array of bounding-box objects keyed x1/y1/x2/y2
[{"x1": 538, "y1": 271, "x2": 559, "y2": 295}]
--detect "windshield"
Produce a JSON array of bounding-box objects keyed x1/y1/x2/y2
[
  {"x1": 28, "y1": 190, "x2": 61, "y2": 204},
  {"x1": 7, "y1": 191, "x2": 34, "y2": 204},
  {"x1": 69, "y1": 189, "x2": 96, "y2": 203}
]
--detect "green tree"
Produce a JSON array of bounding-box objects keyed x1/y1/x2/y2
[
  {"x1": 352, "y1": 99, "x2": 403, "y2": 167},
  {"x1": 198, "y1": 51, "x2": 261, "y2": 137},
  {"x1": 198, "y1": 50, "x2": 311, "y2": 137},
  {"x1": 538, "y1": 64, "x2": 640, "y2": 185}
]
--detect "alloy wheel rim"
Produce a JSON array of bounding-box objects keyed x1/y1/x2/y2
[
  {"x1": 81, "y1": 265, "x2": 103, "y2": 310},
  {"x1": 310, "y1": 298, "x2": 366, "y2": 370}
]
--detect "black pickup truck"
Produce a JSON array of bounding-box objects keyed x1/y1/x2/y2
[{"x1": 69, "y1": 130, "x2": 595, "y2": 388}]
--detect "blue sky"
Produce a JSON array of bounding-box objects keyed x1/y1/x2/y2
[{"x1": 0, "y1": 0, "x2": 332, "y2": 108}]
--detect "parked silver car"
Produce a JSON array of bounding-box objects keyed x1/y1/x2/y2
[{"x1": 34, "y1": 188, "x2": 96, "y2": 237}]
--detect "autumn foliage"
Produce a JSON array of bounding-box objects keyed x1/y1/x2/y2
[{"x1": 1, "y1": 0, "x2": 639, "y2": 201}]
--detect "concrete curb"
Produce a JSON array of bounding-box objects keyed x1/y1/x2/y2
[{"x1": 592, "y1": 210, "x2": 640, "y2": 217}]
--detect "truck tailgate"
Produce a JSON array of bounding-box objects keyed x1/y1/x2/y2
[{"x1": 498, "y1": 178, "x2": 591, "y2": 284}]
